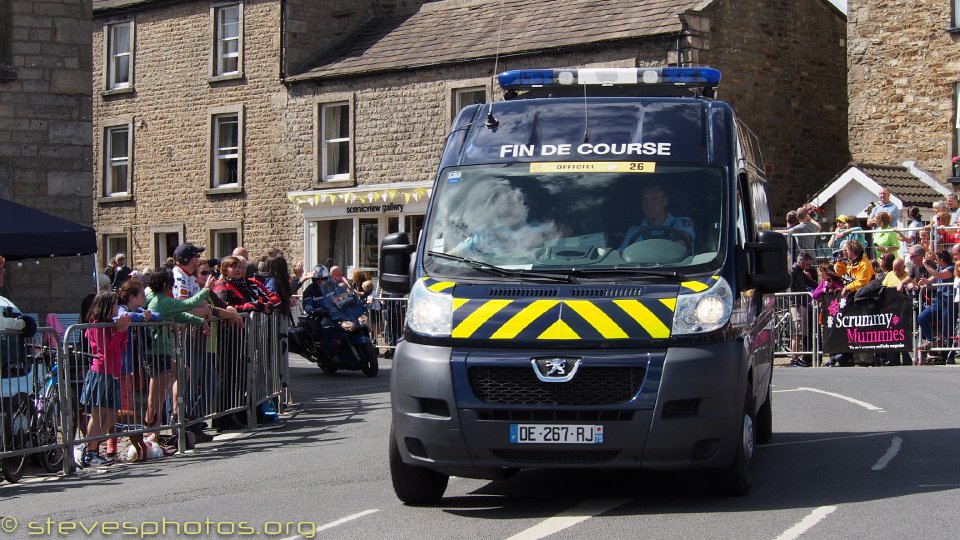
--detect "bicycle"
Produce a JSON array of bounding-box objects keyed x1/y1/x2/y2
[{"x1": 1, "y1": 348, "x2": 63, "y2": 483}]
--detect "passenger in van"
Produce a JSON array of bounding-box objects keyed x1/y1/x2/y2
[{"x1": 618, "y1": 184, "x2": 695, "y2": 251}]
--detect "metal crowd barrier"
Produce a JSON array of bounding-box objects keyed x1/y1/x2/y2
[
  {"x1": 371, "y1": 296, "x2": 407, "y2": 354},
  {"x1": 0, "y1": 327, "x2": 65, "y2": 482},
  {"x1": 773, "y1": 291, "x2": 820, "y2": 366},
  {"x1": 914, "y1": 281, "x2": 958, "y2": 364},
  {"x1": 785, "y1": 225, "x2": 956, "y2": 267},
  {"x1": 0, "y1": 312, "x2": 288, "y2": 482}
]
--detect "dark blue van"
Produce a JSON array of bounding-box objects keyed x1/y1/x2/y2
[{"x1": 379, "y1": 67, "x2": 790, "y2": 504}]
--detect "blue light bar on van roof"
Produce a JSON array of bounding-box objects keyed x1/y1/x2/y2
[{"x1": 498, "y1": 67, "x2": 721, "y2": 90}]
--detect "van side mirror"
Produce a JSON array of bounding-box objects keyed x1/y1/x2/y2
[
  {"x1": 742, "y1": 231, "x2": 790, "y2": 293},
  {"x1": 379, "y1": 232, "x2": 415, "y2": 294}
]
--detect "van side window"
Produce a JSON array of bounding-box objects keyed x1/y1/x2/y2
[{"x1": 736, "y1": 185, "x2": 748, "y2": 247}]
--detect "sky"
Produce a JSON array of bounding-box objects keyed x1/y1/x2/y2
[{"x1": 829, "y1": 0, "x2": 848, "y2": 13}]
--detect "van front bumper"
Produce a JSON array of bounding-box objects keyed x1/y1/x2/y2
[{"x1": 390, "y1": 338, "x2": 750, "y2": 477}]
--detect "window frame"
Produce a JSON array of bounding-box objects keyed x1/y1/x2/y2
[
  {"x1": 314, "y1": 93, "x2": 355, "y2": 185},
  {"x1": 207, "y1": 221, "x2": 242, "y2": 259},
  {"x1": 99, "y1": 228, "x2": 132, "y2": 271},
  {"x1": 206, "y1": 104, "x2": 244, "y2": 194},
  {"x1": 149, "y1": 224, "x2": 185, "y2": 270},
  {"x1": 102, "y1": 20, "x2": 134, "y2": 91},
  {"x1": 447, "y1": 78, "x2": 492, "y2": 121},
  {"x1": 955, "y1": 82, "x2": 960, "y2": 165},
  {"x1": 210, "y1": 2, "x2": 243, "y2": 81},
  {"x1": 452, "y1": 86, "x2": 487, "y2": 119},
  {"x1": 101, "y1": 117, "x2": 134, "y2": 200}
]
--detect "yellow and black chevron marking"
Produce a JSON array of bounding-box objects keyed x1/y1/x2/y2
[
  {"x1": 451, "y1": 297, "x2": 675, "y2": 341},
  {"x1": 422, "y1": 276, "x2": 456, "y2": 294},
  {"x1": 680, "y1": 275, "x2": 720, "y2": 294}
]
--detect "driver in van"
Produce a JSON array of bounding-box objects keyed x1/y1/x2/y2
[{"x1": 618, "y1": 184, "x2": 696, "y2": 251}]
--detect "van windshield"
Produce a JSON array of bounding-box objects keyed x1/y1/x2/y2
[{"x1": 423, "y1": 162, "x2": 726, "y2": 277}]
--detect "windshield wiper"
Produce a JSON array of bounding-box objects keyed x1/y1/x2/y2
[
  {"x1": 565, "y1": 268, "x2": 687, "y2": 281},
  {"x1": 427, "y1": 251, "x2": 576, "y2": 283}
]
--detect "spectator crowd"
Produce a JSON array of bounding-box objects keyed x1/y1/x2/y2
[{"x1": 785, "y1": 188, "x2": 960, "y2": 367}]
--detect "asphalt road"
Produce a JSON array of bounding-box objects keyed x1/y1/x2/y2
[{"x1": 1, "y1": 357, "x2": 958, "y2": 540}]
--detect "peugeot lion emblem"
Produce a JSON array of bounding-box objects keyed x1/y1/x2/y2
[{"x1": 531, "y1": 357, "x2": 582, "y2": 383}]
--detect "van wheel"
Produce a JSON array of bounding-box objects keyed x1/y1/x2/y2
[
  {"x1": 756, "y1": 385, "x2": 773, "y2": 445},
  {"x1": 708, "y1": 391, "x2": 755, "y2": 496},
  {"x1": 390, "y1": 428, "x2": 448, "y2": 505}
]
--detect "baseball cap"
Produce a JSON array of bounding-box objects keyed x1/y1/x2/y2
[
  {"x1": 836, "y1": 215, "x2": 852, "y2": 224},
  {"x1": 173, "y1": 243, "x2": 205, "y2": 262}
]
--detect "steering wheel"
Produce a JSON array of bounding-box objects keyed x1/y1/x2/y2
[{"x1": 624, "y1": 226, "x2": 692, "y2": 254}]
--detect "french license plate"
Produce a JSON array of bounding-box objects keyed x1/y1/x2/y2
[{"x1": 509, "y1": 424, "x2": 604, "y2": 444}]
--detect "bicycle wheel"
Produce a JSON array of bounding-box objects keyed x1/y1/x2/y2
[
  {"x1": 1, "y1": 454, "x2": 26, "y2": 483},
  {"x1": 2, "y1": 405, "x2": 28, "y2": 483},
  {"x1": 37, "y1": 398, "x2": 64, "y2": 473}
]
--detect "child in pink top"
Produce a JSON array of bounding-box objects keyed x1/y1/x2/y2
[{"x1": 79, "y1": 291, "x2": 130, "y2": 466}]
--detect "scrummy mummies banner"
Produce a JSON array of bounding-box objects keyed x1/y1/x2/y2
[{"x1": 822, "y1": 290, "x2": 913, "y2": 353}]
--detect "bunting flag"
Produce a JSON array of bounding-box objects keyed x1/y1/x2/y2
[{"x1": 289, "y1": 186, "x2": 433, "y2": 209}]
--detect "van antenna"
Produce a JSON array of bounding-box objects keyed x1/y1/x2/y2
[
  {"x1": 485, "y1": 0, "x2": 506, "y2": 129},
  {"x1": 581, "y1": 83, "x2": 590, "y2": 143}
]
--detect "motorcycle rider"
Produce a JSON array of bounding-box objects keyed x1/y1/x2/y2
[{"x1": 302, "y1": 265, "x2": 361, "y2": 323}]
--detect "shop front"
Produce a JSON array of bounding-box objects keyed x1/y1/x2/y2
[{"x1": 288, "y1": 181, "x2": 431, "y2": 279}]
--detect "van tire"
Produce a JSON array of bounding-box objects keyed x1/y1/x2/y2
[
  {"x1": 707, "y1": 390, "x2": 755, "y2": 496},
  {"x1": 756, "y1": 384, "x2": 773, "y2": 445},
  {"x1": 390, "y1": 428, "x2": 448, "y2": 505}
]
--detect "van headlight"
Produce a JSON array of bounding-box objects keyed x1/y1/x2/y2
[
  {"x1": 673, "y1": 277, "x2": 733, "y2": 335},
  {"x1": 406, "y1": 279, "x2": 453, "y2": 337}
]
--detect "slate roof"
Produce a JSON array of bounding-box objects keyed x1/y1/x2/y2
[
  {"x1": 856, "y1": 163, "x2": 945, "y2": 207},
  {"x1": 293, "y1": 0, "x2": 708, "y2": 80},
  {"x1": 93, "y1": 0, "x2": 187, "y2": 14}
]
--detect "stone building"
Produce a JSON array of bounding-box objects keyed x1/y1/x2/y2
[
  {"x1": 92, "y1": 0, "x2": 847, "y2": 276},
  {"x1": 0, "y1": 0, "x2": 93, "y2": 316},
  {"x1": 847, "y1": 0, "x2": 960, "y2": 183}
]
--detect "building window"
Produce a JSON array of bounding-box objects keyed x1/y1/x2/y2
[
  {"x1": 308, "y1": 213, "x2": 425, "y2": 277},
  {"x1": 104, "y1": 124, "x2": 132, "y2": 196},
  {"x1": 213, "y1": 3, "x2": 241, "y2": 77},
  {"x1": 103, "y1": 234, "x2": 128, "y2": 269},
  {"x1": 955, "y1": 83, "x2": 960, "y2": 162},
  {"x1": 212, "y1": 112, "x2": 239, "y2": 188},
  {"x1": 153, "y1": 231, "x2": 181, "y2": 268},
  {"x1": 106, "y1": 21, "x2": 133, "y2": 89},
  {"x1": 954, "y1": 0, "x2": 960, "y2": 28},
  {"x1": 211, "y1": 228, "x2": 239, "y2": 259},
  {"x1": 321, "y1": 102, "x2": 351, "y2": 181},
  {"x1": 453, "y1": 87, "x2": 486, "y2": 118}
]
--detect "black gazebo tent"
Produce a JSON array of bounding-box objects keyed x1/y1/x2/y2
[{"x1": 0, "y1": 198, "x2": 96, "y2": 260}]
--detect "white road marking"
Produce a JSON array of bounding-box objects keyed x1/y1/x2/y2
[
  {"x1": 871, "y1": 436, "x2": 903, "y2": 471},
  {"x1": 773, "y1": 505, "x2": 837, "y2": 540},
  {"x1": 764, "y1": 431, "x2": 895, "y2": 448},
  {"x1": 281, "y1": 509, "x2": 379, "y2": 540},
  {"x1": 774, "y1": 387, "x2": 884, "y2": 412},
  {"x1": 505, "y1": 499, "x2": 631, "y2": 540}
]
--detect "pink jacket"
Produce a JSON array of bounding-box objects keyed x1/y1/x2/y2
[{"x1": 84, "y1": 325, "x2": 129, "y2": 377}]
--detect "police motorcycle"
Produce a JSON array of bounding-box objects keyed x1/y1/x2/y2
[{"x1": 291, "y1": 266, "x2": 379, "y2": 377}]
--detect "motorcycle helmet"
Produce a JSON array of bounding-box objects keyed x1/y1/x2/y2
[{"x1": 311, "y1": 265, "x2": 330, "y2": 280}]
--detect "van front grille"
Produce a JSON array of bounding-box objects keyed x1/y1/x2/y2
[{"x1": 468, "y1": 366, "x2": 644, "y2": 405}]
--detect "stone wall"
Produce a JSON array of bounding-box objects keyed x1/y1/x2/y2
[
  {"x1": 0, "y1": 0, "x2": 93, "y2": 316},
  {"x1": 848, "y1": 0, "x2": 959, "y2": 181},
  {"x1": 696, "y1": 0, "x2": 849, "y2": 220},
  {"x1": 94, "y1": 0, "x2": 306, "y2": 267}
]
